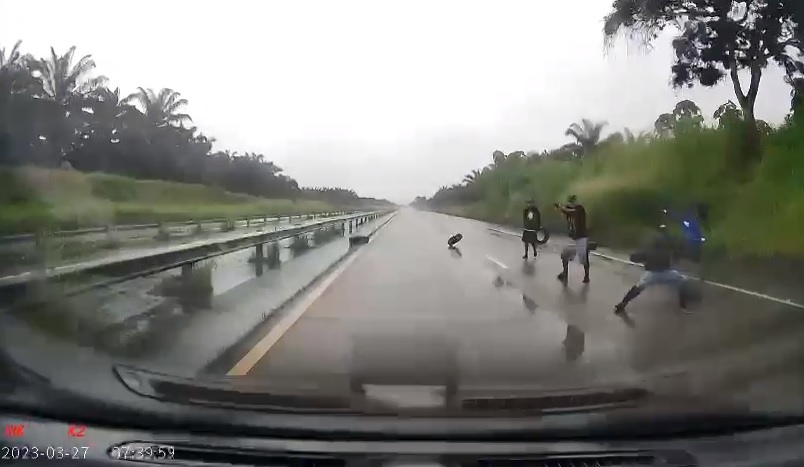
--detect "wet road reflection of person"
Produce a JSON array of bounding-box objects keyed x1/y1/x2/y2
[
  {"x1": 560, "y1": 282, "x2": 590, "y2": 305},
  {"x1": 558, "y1": 284, "x2": 587, "y2": 362},
  {"x1": 522, "y1": 294, "x2": 538, "y2": 313},
  {"x1": 521, "y1": 258, "x2": 535, "y2": 276},
  {"x1": 563, "y1": 324, "x2": 585, "y2": 362}
]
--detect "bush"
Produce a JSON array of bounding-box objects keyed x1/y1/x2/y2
[
  {"x1": 438, "y1": 122, "x2": 804, "y2": 259},
  {"x1": 0, "y1": 167, "x2": 334, "y2": 234}
]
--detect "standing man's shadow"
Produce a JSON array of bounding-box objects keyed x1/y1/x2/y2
[
  {"x1": 560, "y1": 282, "x2": 590, "y2": 305},
  {"x1": 521, "y1": 258, "x2": 535, "y2": 276},
  {"x1": 448, "y1": 246, "x2": 462, "y2": 258},
  {"x1": 522, "y1": 294, "x2": 538, "y2": 313}
]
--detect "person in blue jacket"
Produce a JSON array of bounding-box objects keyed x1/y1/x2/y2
[{"x1": 662, "y1": 204, "x2": 707, "y2": 265}]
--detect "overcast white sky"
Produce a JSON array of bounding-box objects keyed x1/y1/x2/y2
[{"x1": 1, "y1": 0, "x2": 794, "y2": 203}]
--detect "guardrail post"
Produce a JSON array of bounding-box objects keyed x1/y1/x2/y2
[
  {"x1": 181, "y1": 263, "x2": 193, "y2": 280},
  {"x1": 254, "y1": 243, "x2": 264, "y2": 277},
  {"x1": 268, "y1": 241, "x2": 281, "y2": 269},
  {"x1": 156, "y1": 222, "x2": 170, "y2": 241},
  {"x1": 105, "y1": 223, "x2": 116, "y2": 244},
  {"x1": 177, "y1": 261, "x2": 213, "y2": 312}
]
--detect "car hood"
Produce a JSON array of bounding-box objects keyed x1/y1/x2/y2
[{"x1": 113, "y1": 365, "x2": 745, "y2": 418}]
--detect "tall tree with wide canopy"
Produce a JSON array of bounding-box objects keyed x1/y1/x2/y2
[{"x1": 603, "y1": 0, "x2": 804, "y2": 159}]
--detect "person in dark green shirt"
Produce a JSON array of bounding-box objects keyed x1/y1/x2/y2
[{"x1": 555, "y1": 195, "x2": 590, "y2": 283}]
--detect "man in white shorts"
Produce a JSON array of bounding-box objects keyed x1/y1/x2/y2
[{"x1": 555, "y1": 195, "x2": 590, "y2": 284}]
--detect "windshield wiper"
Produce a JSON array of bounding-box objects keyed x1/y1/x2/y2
[{"x1": 115, "y1": 365, "x2": 359, "y2": 413}]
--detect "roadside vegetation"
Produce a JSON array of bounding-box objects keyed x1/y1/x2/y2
[
  {"x1": 0, "y1": 41, "x2": 392, "y2": 235},
  {"x1": 0, "y1": 166, "x2": 334, "y2": 234},
  {"x1": 417, "y1": 0, "x2": 804, "y2": 262}
]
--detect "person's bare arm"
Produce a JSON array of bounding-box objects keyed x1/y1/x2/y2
[{"x1": 554, "y1": 203, "x2": 575, "y2": 215}]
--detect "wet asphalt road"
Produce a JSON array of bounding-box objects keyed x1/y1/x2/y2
[{"x1": 237, "y1": 207, "x2": 804, "y2": 412}]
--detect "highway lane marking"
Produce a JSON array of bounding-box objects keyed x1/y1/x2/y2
[
  {"x1": 485, "y1": 227, "x2": 804, "y2": 310},
  {"x1": 485, "y1": 255, "x2": 509, "y2": 270},
  {"x1": 227, "y1": 212, "x2": 398, "y2": 376}
]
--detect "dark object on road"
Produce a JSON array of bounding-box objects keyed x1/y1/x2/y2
[
  {"x1": 563, "y1": 324, "x2": 585, "y2": 362},
  {"x1": 522, "y1": 227, "x2": 550, "y2": 245},
  {"x1": 349, "y1": 235, "x2": 369, "y2": 246},
  {"x1": 447, "y1": 233, "x2": 463, "y2": 247}
]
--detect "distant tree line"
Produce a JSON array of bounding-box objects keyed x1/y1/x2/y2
[
  {"x1": 422, "y1": 96, "x2": 792, "y2": 207},
  {"x1": 0, "y1": 41, "x2": 391, "y2": 206},
  {"x1": 421, "y1": 0, "x2": 804, "y2": 207}
]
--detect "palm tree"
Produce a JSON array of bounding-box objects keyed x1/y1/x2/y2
[
  {"x1": 26, "y1": 46, "x2": 107, "y2": 165},
  {"x1": 0, "y1": 40, "x2": 23, "y2": 70},
  {"x1": 463, "y1": 169, "x2": 481, "y2": 185},
  {"x1": 122, "y1": 87, "x2": 192, "y2": 128},
  {"x1": 32, "y1": 46, "x2": 106, "y2": 106},
  {"x1": 0, "y1": 40, "x2": 38, "y2": 94},
  {"x1": 564, "y1": 119, "x2": 607, "y2": 156}
]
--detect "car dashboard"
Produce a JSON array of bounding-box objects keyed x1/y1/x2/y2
[{"x1": 3, "y1": 413, "x2": 804, "y2": 466}]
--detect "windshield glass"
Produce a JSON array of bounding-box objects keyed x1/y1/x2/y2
[{"x1": 1, "y1": 0, "x2": 803, "y2": 425}]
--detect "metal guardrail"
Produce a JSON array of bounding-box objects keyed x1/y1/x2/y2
[
  {"x1": 0, "y1": 210, "x2": 393, "y2": 307},
  {"x1": 0, "y1": 211, "x2": 354, "y2": 245}
]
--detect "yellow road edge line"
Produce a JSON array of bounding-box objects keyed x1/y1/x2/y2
[{"x1": 226, "y1": 212, "x2": 398, "y2": 376}]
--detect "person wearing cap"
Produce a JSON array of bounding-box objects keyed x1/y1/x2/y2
[
  {"x1": 522, "y1": 199, "x2": 542, "y2": 259},
  {"x1": 554, "y1": 194, "x2": 590, "y2": 284}
]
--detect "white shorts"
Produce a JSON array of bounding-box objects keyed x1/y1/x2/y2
[
  {"x1": 637, "y1": 269, "x2": 685, "y2": 288},
  {"x1": 561, "y1": 237, "x2": 589, "y2": 266}
]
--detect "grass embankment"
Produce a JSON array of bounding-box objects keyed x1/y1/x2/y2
[
  {"x1": 438, "y1": 123, "x2": 804, "y2": 261},
  {"x1": 0, "y1": 167, "x2": 334, "y2": 235}
]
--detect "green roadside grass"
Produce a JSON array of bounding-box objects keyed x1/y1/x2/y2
[
  {"x1": 0, "y1": 167, "x2": 335, "y2": 235},
  {"x1": 436, "y1": 123, "x2": 804, "y2": 260},
  {"x1": 427, "y1": 121, "x2": 804, "y2": 301}
]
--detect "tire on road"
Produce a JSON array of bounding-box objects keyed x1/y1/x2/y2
[{"x1": 534, "y1": 228, "x2": 550, "y2": 245}]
